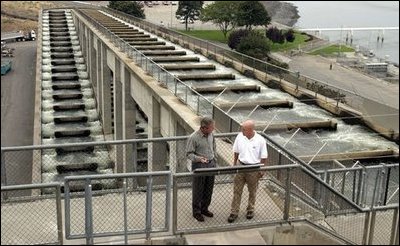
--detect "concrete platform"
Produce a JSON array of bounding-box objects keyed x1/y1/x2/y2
[{"x1": 185, "y1": 228, "x2": 267, "y2": 245}]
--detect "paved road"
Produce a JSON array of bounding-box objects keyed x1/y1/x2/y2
[
  {"x1": 287, "y1": 54, "x2": 399, "y2": 109},
  {"x1": 1, "y1": 41, "x2": 36, "y2": 186},
  {"x1": 1, "y1": 41, "x2": 37, "y2": 146}
]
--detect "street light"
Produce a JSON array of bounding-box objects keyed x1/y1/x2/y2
[
  {"x1": 339, "y1": 25, "x2": 343, "y2": 58},
  {"x1": 170, "y1": 2, "x2": 173, "y2": 28}
]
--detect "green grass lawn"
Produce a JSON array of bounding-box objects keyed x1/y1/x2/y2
[
  {"x1": 178, "y1": 29, "x2": 355, "y2": 58},
  {"x1": 310, "y1": 44, "x2": 355, "y2": 56},
  {"x1": 179, "y1": 29, "x2": 310, "y2": 52},
  {"x1": 268, "y1": 32, "x2": 310, "y2": 52}
]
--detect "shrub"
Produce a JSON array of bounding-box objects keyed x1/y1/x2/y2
[
  {"x1": 285, "y1": 29, "x2": 295, "y2": 42},
  {"x1": 266, "y1": 26, "x2": 283, "y2": 43},
  {"x1": 227, "y1": 29, "x2": 251, "y2": 49},
  {"x1": 236, "y1": 32, "x2": 270, "y2": 60}
]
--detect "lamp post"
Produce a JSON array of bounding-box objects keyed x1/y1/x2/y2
[
  {"x1": 340, "y1": 26, "x2": 343, "y2": 56},
  {"x1": 170, "y1": 2, "x2": 173, "y2": 28}
]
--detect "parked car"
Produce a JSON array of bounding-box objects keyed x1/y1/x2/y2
[{"x1": 1, "y1": 60, "x2": 12, "y2": 75}]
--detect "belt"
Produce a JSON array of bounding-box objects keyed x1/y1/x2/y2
[{"x1": 239, "y1": 160, "x2": 258, "y2": 166}]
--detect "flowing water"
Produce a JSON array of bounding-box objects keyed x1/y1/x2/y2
[{"x1": 41, "y1": 10, "x2": 114, "y2": 188}]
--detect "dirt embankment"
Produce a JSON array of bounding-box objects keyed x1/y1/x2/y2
[
  {"x1": 260, "y1": 1, "x2": 300, "y2": 27},
  {"x1": 1, "y1": 1, "x2": 63, "y2": 32}
]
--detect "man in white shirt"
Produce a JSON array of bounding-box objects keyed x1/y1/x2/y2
[{"x1": 228, "y1": 120, "x2": 268, "y2": 223}]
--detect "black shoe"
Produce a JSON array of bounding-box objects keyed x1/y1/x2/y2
[
  {"x1": 193, "y1": 213, "x2": 205, "y2": 222},
  {"x1": 227, "y1": 213, "x2": 238, "y2": 223},
  {"x1": 246, "y1": 211, "x2": 254, "y2": 219},
  {"x1": 201, "y1": 210, "x2": 214, "y2": 217}
]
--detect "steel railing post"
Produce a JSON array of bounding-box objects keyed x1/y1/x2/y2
[
  {"x1": 123, "y1": 179, "x2": 128, "y2": 245},
  {"x1": 1, "y1": 150, "x2": 7, "y2": 199},
  {"x1": 145, "y1": 176, "x2": 153, "y2": 241},
  {"x1": 172, "y1": 177, "x2": 178, "y2": 235},
  {"x1": 389, "y1": 207, "x2": 399, "y2": 245},
  {"x1": 165, "y1": 172, "x2": 172, "y2": 231},
  {"x1": 55, "y1": 183, "x2": 63, "y2": 245},
  {"x1": 362, "y1": 211, "x2": 371, "y2": 245},
  {"x1": 283, "y1": 167, "x2": 292, "y2": 221},
  {"x1": 368, "y1": 211, "x2": 377, "y2": 245},
  {"x1": 85, "y1": 179, "x2": 93, "y2": 245}
]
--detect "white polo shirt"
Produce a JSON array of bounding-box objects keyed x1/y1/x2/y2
[{"x1": 233, "y1": 132, "x2": 268, "y2": 164}]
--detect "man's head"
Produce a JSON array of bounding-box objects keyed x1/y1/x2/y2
[
  {"x1": 241, "y1": 119, "x2": 255, "y2": 139},
  {"x1": 199, "y1": 117, "x2": 215, "y2": 135}
]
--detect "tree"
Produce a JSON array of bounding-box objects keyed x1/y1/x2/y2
[
  {"x1": 236, "y1": 1, "x2": 271, "y2": 30},
  {"x1": 176, "y1": 1, "x2": 204, "y2": 31},
  {"x1": 200, "y1": 1, "x2": 238, "y2": 38},
  {"x1": 108, "y1": 1, "x2": 145, "y2": 19},
  {"x1": 236, "y1": 31, "x2": 270, "y2": 59}
]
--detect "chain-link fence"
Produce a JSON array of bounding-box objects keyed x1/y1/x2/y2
[
  {"x1": 2, "y1": 133, "x2": 306, "y2": 188},
  {"x1": 317, "y1": 164, "x2": 399, "y2": 208},
  {"x1": 63, "y1": 171, "x2": 171, "y2": 243},
  {"x1": 2, "y1": 135, "x2": 399, "y2": 244},
  {"x1": 173, "y1": 165, "x2": 357, "y2": 232},
  {"x1": 1, "y1": 183, "x2": 63, "y2": 245}
]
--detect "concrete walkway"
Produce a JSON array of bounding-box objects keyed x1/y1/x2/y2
[
  {"x1": 287, "y1": 53, "x2": 399, "y2": 109},
  {"x1": 185, "y1": 228, "x2": 267, "y2": 245}
]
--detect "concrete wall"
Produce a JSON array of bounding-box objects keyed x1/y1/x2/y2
[{"x1": 362, "y1": 98, "x2": 399, "y2": 140}]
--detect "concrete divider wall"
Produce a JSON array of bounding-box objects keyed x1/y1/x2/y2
[
  {"x1": 362, "y1": 98, "x2": 399, "y2": 140},
  {"x1": 33, "y1": 9, "x2": 44, "y2": 187}
]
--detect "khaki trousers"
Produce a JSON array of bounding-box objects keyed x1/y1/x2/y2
[{"x1": 230, "y1": 171, "x2": 261, "y2": 215}]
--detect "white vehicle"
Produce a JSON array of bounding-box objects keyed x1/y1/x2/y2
[
  {"x1": 15, "y1": 30, "x2": 36, "y2": 42},
  {"x1": 29, "y1": 30, "x2": 36, "y2": 41}
]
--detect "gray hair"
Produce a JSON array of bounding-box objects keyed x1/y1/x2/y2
[{"x1": 200, "y1": 117, "x2": 214, "y2": 128}]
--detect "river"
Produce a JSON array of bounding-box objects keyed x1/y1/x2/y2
[{"x1": 287, "y1": 1, "x2": 399, "y2": 64}]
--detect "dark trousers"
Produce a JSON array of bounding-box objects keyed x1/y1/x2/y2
[{"x1": 192, "y1": 160, "x2": 215, "y2": 215}]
